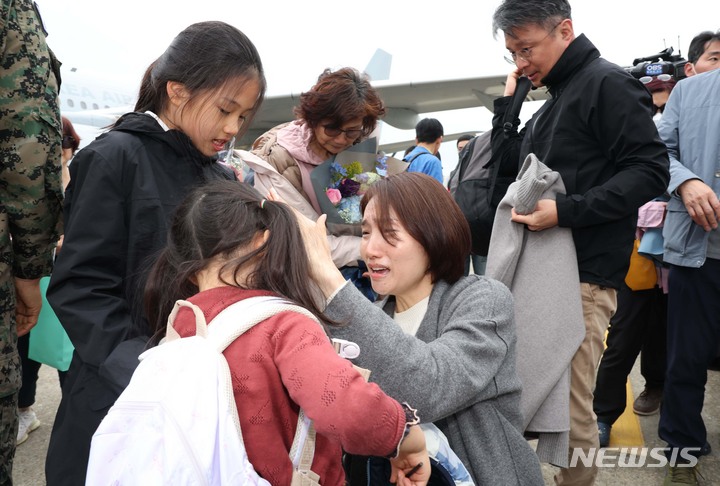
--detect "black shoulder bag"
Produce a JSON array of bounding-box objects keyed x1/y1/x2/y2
[{"x1": 452, "y1": 76, "x2": 532, "y2": 256}]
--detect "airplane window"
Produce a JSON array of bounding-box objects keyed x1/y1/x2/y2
[
  {"x1": 81, "y1": 101, "x2": 87, "y2": 109},
  {"x1": 67, "y1": 99, "x2": 74, "y2": 108}
]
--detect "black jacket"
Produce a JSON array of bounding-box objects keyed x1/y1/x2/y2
[
  {"x1": 48, "y1": 112, "x2": 235, "y2": 369},
  {"x1": 492, "y1": 35, "x2": 670, "y2": 289},
  {"x1": 48, "y1": 113, "x2": 234, "y2": 366},
  {"x1": 45, "y1": 113, "x2": 237, "y2": 485}
]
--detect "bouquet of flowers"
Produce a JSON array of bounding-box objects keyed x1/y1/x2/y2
[
  {"x1": 325, "y1": 157, "x2": 388, "y2": 224},
  {"x1": 310, "y1": 138, "x2": 408, "y2": 233}
]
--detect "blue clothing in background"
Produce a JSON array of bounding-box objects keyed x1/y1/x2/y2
[
  {"x1": 404, "y1": 146, "x2": 443, "y2": 184},
  {"x1": 658, "y1": 68, "x2": 720, "y2": 266}
]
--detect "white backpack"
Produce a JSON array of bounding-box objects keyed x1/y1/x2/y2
[{"x1": 86, "y1": 296, "x2": 322, "y2": 486}]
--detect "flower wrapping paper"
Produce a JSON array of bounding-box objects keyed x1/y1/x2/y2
[{"x1": 310, "y1": 138, "x2": 408, "y2": 234}]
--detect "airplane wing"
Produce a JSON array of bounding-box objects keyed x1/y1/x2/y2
[{"x1": 238, "y1": 75, "x2": 550, "y2": 147}]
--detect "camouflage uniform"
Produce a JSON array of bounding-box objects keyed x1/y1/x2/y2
[{"x1": 0, "y1": 0, "x2": 63, "y2": 483}]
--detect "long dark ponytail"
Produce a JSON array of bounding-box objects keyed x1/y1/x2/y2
[{"x1": 144, "y1": 180, "x2": 331, "y2": 342}]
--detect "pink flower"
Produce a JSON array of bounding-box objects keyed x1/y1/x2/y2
[{"x1": 326, "y1": 188, "x2": 342, "y2": 206}]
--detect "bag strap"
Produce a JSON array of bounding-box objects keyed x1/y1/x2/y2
[
  {"x1": 456, "y1": 136, "x2": 479, "y2": 183},
  {"x1": 290, "y1": 410, "x2": 317, "y2": 473},
  {"x1": 488, "y1": 76, "x2": 533, "y2": 161},
  {"x1": 484, "y1": 76, "x2": 534, "y2": 204},
  {"x1": 456, "y1": 78, "x2": 531, "y2": 186},
  {"x1": 402, "y1": 150, "x2": 427, "y2": 165},
  {"x1": 165, "y1": 300, "x2": 209, "y2": 340},
  {"x1": 166, "y1": 295, "x2": 321, "y2": 477},
  {"x1": 205, "y1": 296, "x2": 319, "y2": 352},
  {"x1": 210, "y1": 297, "x2": 320, "y2": 475},
  {"x1": 167, "y1": 297, "x2": 302, "y2": 346},
  {"x1": 502, "y1": 76, "x2": 532, "y2": 136}
]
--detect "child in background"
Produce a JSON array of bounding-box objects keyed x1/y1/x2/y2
[
  {"x1": 142, "y1": 179, "x2": 429, "y2": 486},
  {"x1": 44, "y1": 21, "x2": 264, "y2": 485}
]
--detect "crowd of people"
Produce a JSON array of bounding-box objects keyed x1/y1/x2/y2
[{"x1": 2, "y1": 0, "x2": 719, "y2": 485}]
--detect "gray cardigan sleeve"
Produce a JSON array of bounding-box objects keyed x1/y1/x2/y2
[{"x1": 325, "y1": 276, "x2": 516, "y2": 422}]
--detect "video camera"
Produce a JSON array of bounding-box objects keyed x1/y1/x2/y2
[{"x1": 625, "y1": 47, "x2": 687, "y2": 81}]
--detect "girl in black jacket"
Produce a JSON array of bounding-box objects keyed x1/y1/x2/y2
[{"x1": 44, "y1": 21, "x2": 266, "y2": 485}]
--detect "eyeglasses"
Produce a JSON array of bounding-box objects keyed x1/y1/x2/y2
[
  {"x1": 504, "y1": 20, "x2": 563, "y2": 65},
  {"x1": 639, "y1": 73, "x2": 673, "y2": 84},
  {"x1": 323, "y1": 125, "x2": 363, "y2": 140}
]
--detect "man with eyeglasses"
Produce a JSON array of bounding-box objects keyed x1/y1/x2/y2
[
  {"x1": 402, "y1": 118, "x2": 445, "y2": 185},
  {"x1": 490, "y1": 1, "x2": 670, "y2": 485}
]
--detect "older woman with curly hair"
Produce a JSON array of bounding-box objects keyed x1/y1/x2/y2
[{"x1": 245, "y1": 67, "x2": 385, "y2": 269}]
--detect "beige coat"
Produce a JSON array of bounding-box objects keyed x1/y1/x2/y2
[{"x1": 240, "y1": 147, "x2": 361, "y2": 268}]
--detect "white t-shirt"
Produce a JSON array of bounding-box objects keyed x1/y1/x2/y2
[{"x1": 393, "y1": 296, "x2": 430, "y2": 336}]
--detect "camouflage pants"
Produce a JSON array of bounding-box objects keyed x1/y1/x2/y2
[
  {"x1": 0, "y1": 276, "x2": 21, "y2": 486},
  {"x1": 0, "y1": 394, "x2": 18, "y2": 486}
]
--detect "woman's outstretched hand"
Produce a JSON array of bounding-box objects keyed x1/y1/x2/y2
[{"x1": 266, "y1": 189, "x2": 346, "y2": 298}]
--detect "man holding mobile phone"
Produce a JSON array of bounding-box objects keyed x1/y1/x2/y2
[{"x1": 489, "y1": 1, "x2": 670, "y2": 484}]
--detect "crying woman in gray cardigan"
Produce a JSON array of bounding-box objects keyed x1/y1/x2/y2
[{"x1": 299, "y1": 172, "x2": 544, "y2": 485}]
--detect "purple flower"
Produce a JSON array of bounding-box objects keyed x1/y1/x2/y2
[{"x1": 339, "y1": 178, "x2": 361, "y2": 198}]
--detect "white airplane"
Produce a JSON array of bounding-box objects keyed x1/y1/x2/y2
[
  {"x1": 60, "y1": 67, "x2": 137, "y2": 148},
  {"x1": 61, "y1": 49, "x2": 550, "y2": 153}
]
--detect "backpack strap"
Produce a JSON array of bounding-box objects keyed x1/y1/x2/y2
[
  {"x1": 483, "y1": 76, "x2": 534, "y2": 204},
  {"x1": 165, "y1": 299, "x2": 210, "y2": 341},
  {"x1": 490, "y1": 76, "x2": 532, "y2": 162},
  {"x1": 456, "y1": 136, "x2": 479, "y2": 183},
  {"x1": 502, "y1": 76, "x2": 532, "y2": 136},
  {"x1": 166, "y1": 295, "x2": 322, "y2": 482},
  {"x1": 402, "y1": 150, "x2": 427, "y2": 165},
  {"x1": 290, "y1": 410, "x2": 319, "y2": 480},
  {"x1": 205, "y1": 296, "x2": 319, "y2": 352}
]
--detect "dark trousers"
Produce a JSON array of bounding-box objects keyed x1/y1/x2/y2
[
  {"x1": 463, "y1": 254, "x2": 487, "y2": 276},
  {"x1": 659, "y1": 259, "x2": 720, "y2": 453},
  {"x1": 594, "y1": 283, "x2": 667, "y2": 425},
  {"x1": 45, "y1": 354, "x2": 116, "y2": 486},
  {"x1": 17, "y1": 333, "x2": 42, "y2": 409}
]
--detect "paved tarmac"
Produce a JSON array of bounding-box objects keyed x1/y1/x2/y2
[
  {"x1": 13, "y1": 364, "x2": 60, "y2": 486},
  {"x1": 12, "y1": 357, "x2": 720, "y2": 485}
]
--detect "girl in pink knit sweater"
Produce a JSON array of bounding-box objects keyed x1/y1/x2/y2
[{"x1": 143, "y1": 179, "x2": 428, "y2": 486}]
